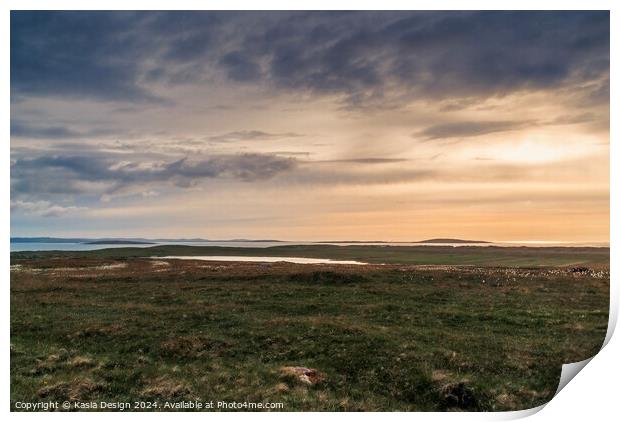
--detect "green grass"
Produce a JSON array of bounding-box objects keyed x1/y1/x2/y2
[
  {"x1": 10, "y1": 253, "x2": 609, "y2": 411},
  {"x1": 11, "y1": 244, "x2": 610, "y2": 266}
]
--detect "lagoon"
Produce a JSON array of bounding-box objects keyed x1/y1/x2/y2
[{"x1": 152, "y1": 255, "x2": 367, "y2": 265}]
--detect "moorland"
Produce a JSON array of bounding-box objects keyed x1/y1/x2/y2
[{"x1": 10, "y1": 245, "x2": 609, "y2": 411}]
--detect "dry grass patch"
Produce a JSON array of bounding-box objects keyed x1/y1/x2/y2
[
  {"x1": 38, "y1": 378, "x2": 104, "y2": 401},
  {"x1": 159, "y1": 335, "x2": 229, "y2": 358},
  {"x1": 140, "y1": 377, "x2": 193, "y2": 400},
  {"x1": 30, "y1": 351, "x2": 69, "y2": 375},
  {"x1": 69, "y1": 356, "x2": 95, "y2": 368},
  {"x1": 496, "y1": 392, "x2": 517, "y2": 409}
]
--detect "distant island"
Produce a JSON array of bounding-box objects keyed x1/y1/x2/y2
[
  {"x1": 314, "y1": 240, "x2": 391, "y2": 244},
  {"x1": 11, "y1": 237, "x2": 284, "y2": 244},
  {"x1": 11, "y1": 237, "x2": 490, "y2": 245},
  {"x1": 415, "y1": 238, "x2": 490, "y2": 244},
  {"x1": 11, "y1": 237, "x2": 89, "y2": 243},
  {"x1": 313, "y1": 238, "x2": 490, "y2": 244},
  {"x1": 84, "y1": 240, "x2": 155, "y2": 245}
]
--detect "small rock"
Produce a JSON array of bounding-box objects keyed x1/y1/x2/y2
[{"x1": 280, "y1": 366, "x2": 324, "y2": 385}]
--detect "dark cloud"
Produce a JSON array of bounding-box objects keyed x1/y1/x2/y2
[
  {"x1": 11, "y1": 119, "x2": 114, "y2": 139},
  {"x1": 438, "y1": 98, "x2": 484, "y2": 112},
  {"x1": 546, "y1": 113, "x2": 597, "y2": 126},
  {"x1": 314, "y1": 158, "x2": 410, "y2": 164},
  {"x1": 273, "y1": 151, "x2": 312, "y2": 157},
  {"x1": 208, "y1": 130, "x2": 304, "y2": 142},
  {"x1": 416, "y1": 120, "x2": 532, "y2": 141},
  {"x1": 412, "y1": 113, "x2": 600, "y2": 141},
  {"x1": 219, "y1": 51, "x2": 262, "y2": 82},
  {"x1": 11, "y1": 11, "x2": 609, "y2": 107},
  {"x1": 10, "y1": 12, "x2": 164, "y2": 103},
  {"x1": 11, "y1": 152, "x2": 297, "y2": 198},
  {"x1": 574, "y1": 78, "x2": 610, "y2": 108},
  {"x1": 416, "y1": 112, "x2": 604, "y2": 141},
  {"x1": 288, "y1": 164, "x2": 435, "y2": 186}
]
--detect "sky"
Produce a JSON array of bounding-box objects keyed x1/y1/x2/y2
[{"x1": 10, "y1": 11, "x2": 609, "y2": 241}]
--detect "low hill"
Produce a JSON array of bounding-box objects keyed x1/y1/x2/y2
[
  {"x1": 416, "y1": 238, "x2": 490, "y2": 244},
  {"x1": 84, "y1": 240, "x2": 155, "y2": 245}
]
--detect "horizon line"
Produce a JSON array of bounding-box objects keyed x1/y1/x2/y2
[{"x1": 9, "y1": 236, "x2": 611, "y2": 244}]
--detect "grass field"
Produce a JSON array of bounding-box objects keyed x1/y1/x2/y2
[
  {"x1": 10, "y1": 246, "x2": 609, "y2": 411},
  {"x1": 11, "y1": 244, "x2": 611, "y2": 266}
]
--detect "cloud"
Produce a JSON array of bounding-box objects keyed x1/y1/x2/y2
[
  {"x1": 10, "y1": 12, "x2": 166, "y2": 103},
  {"x1": 10, "y1": 200, "x2": 87, "y2": 217},
  {"x1": 546, "y1": 113, "x2": 597, "y2": 126},
  {"x1": 416, "y1": 112, "x2": 603, "y2": 141},
  {"x1": 313, "y1": 158, "x2": 410, "y2": 164},
  {"x1": 219, "y1": 51, "x2": 262, "y2": 82},
  {"x1": 415, "y1": 120, "x2": 532, "y2": 141},
  {"x1": 11, "y1": 151, "x2": 297, "y2": 198},
  {"x1": 273, "y1": 151, "x2": 312, "y2": 157},
  {"x1": 10, "y1": 119, "x2": 114, "y2": 139},
  {"x1": 412, "y1": 112, "x2": 598, "y2": 141},
  {"x1": 11, "y1": 11, "x2": 609, "y2": 108},
  {"x1": 208, "y1": 130, "x2": 304, "y2": 142},
  {"x1": 289, "y1": 164, "x2": 435, "y2": 186}
]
